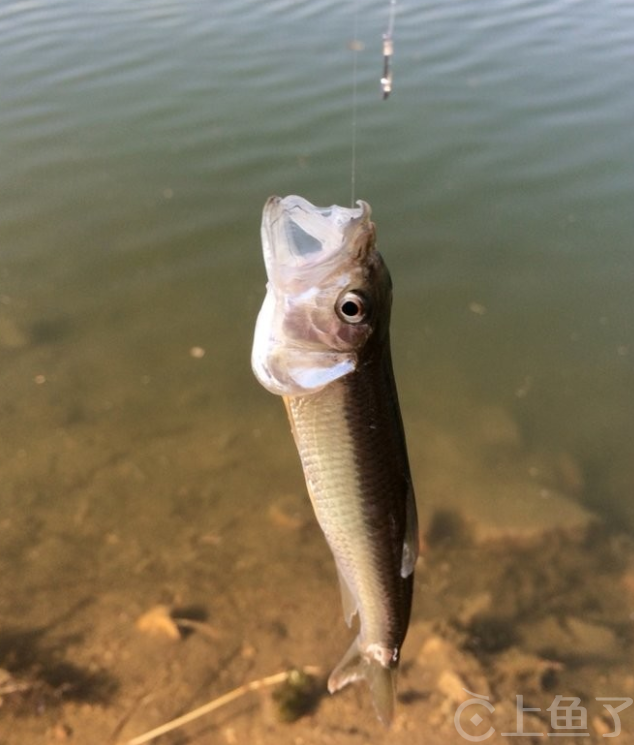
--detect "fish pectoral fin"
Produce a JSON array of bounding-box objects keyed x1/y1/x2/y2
[
  {"x1": 328, "y1": 638, "x2": 396, "y2": 727},
  {"x1": 400, "y1": 482, "x2": 419, "y2": 578},
  {"x1": 335, "y1": 566, "x2": 358, "y2": 627}
]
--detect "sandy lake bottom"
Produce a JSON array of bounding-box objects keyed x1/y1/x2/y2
[{"x1": 1, "y1": 319, "x2": 634, "y2": 745}]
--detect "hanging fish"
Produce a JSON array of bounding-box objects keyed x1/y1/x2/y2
[{"x1": 251, "y1": 195, "x2": 418, "y2": 725}]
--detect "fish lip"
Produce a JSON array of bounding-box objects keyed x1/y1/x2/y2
[{"x1": 261, "y1": 195, "x2": 372, "y2": 283}]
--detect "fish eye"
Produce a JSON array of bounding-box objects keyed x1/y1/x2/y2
[{"x1": 336, "y1": 291, "x2": 368, "y2": 324}]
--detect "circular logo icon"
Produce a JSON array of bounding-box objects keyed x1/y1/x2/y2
[{"x1": 454, "y1": 690, "x2": 495, "y2": 742}]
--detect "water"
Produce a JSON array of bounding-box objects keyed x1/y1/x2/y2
[{"x1": 1, "y1": 0, "x2": 634, "y2": 741}]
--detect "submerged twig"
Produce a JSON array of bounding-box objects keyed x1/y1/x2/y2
[{"x1": 125, "y1": 666, "x2": 321, "y2": 745}]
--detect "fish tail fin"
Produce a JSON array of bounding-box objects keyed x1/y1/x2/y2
[{"x1": 327, "y1": 637, "x2": 396, "y2": 727}]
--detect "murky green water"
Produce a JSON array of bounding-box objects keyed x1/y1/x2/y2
[{"x1": 1, "y1": 0, "x2": 634, "y2": 741}]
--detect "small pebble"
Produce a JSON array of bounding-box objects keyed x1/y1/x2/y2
[
  {"x1": 50, "y1": 723, "x2": 73, "y2": 742},
  {"x1": 469, "y1": 302, "x2": 487, "y2": 315},
  {"x1": 437, "y1": 670, "x2": 470, "y2": 703},
  {"x1": 135, "y1": 605, "x2": 181, "y2": 640}
]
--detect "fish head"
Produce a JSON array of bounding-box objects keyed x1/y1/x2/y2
[{"x1": 252, "y1": 195, "x2": 392, "y2": 396}]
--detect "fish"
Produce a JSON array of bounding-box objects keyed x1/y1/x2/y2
[{"x1": 251, "y1": 195, "x2": 418, "y2": 726}]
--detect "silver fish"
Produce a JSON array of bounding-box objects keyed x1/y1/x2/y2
[{"x1": 251, "y1": 195, "x2": 418, "y2": 725}]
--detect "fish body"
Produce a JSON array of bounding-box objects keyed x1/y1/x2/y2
[{"x1": 251, "y1": 195, "x2": 418, "y2": 725}]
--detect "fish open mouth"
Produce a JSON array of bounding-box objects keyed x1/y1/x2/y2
[
  {"x1": 252, "y1": 195, "x2": 375, "y2": 396},
  {"x1": 261, "y1": 195, "x2": 372, "y2": 283}
]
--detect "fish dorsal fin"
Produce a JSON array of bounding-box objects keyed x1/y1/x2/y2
[
  {"x1": 336, "y1": 566, "x2": 358, "y2": 627},
  {"x1": 400, "y1": 483, "x2": 419, "y2": 578}
]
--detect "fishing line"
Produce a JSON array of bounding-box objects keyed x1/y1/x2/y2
[
  {"x1": 350, "y1": 0, "x2": 397, "y2": 205},
  {"x1": 350, "y1": 0, "x2": 359, "y2": 207}
]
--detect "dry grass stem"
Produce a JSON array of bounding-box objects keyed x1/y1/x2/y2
[{"x1": 125, "y1": 666, "x2": 321, "y2": 745}]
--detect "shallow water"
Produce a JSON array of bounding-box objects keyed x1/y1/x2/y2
[{"x1": 1, "y1": 0, "x2": 634, "y2": 741}]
